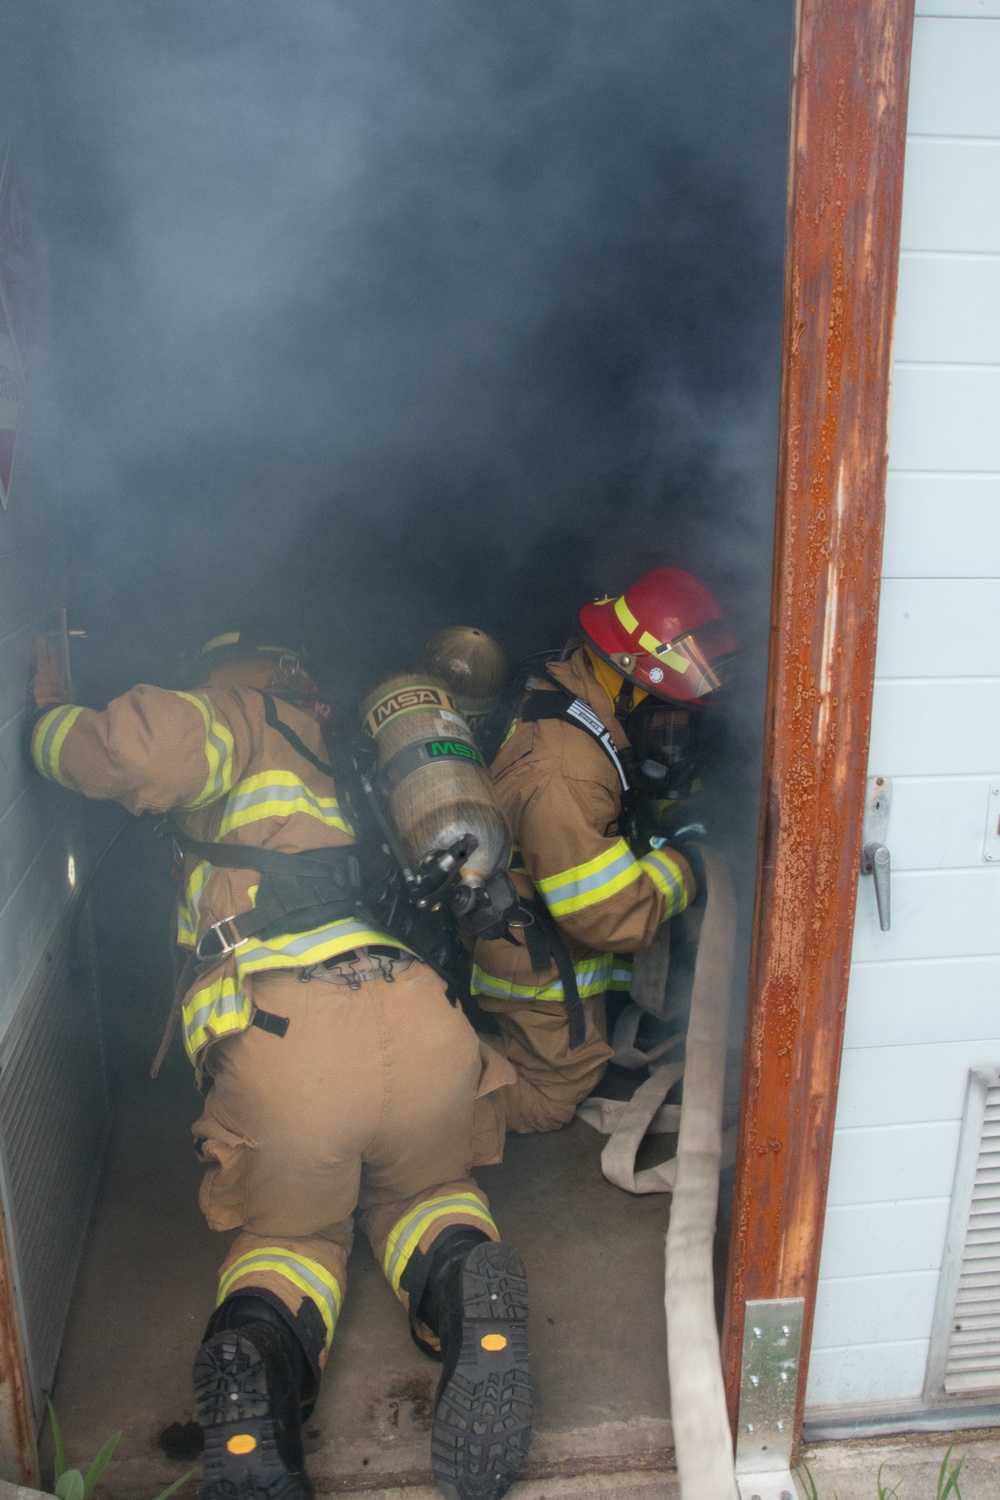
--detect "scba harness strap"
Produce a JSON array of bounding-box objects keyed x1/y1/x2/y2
[
  {"x1": 502, "y1": 669, "x2": 634, "y2": 1050},
  {"x1": 172, "y1": 831, "x2": 365, "y2": 960},
  {"x1": 174, "y1": 692, "x2": 472, "y2": 1000},
  {"x1": 519, "y1": 671, "x2": 632, "y2": 793}
]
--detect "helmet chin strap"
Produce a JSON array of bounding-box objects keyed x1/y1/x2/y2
[{"x1": 614, "y1": 678, "x2": 635, "y2": 725}]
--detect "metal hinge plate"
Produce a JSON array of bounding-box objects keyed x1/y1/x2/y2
[{"x1": 734, "y1": 1296, "x2": 803, "y2": 1500}]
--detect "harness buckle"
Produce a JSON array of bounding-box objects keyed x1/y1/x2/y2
[{"x1": 196, "y1": 916, "x2": 246, "y2": 960}]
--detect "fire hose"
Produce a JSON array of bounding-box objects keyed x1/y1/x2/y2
[{"x1": 578, "y1": 844, "x2": 739, "y2": 1500}]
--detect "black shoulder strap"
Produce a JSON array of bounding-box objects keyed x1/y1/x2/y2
[
  {"x1": 260, "y1": 693, "x2": 332, "y2": 777},
  {"x1": 519, "y1": 670, "x2": 631, "y2": 792},
  {"x1": 519, "y1": 896, "x2": 586, "y2": 1049}
]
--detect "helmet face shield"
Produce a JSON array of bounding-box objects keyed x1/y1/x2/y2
[{"x1": 607, "y1": 626, "x2": 734, "y2": 702}]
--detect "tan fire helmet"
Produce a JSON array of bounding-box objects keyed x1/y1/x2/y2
[{"x1": 421, "y1": 626, "x2": 508, "y2": 733}]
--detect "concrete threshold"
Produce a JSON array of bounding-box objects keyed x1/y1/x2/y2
[{"x1": 796, "y1": 1431, "x2": 1000, "y2": 1500}]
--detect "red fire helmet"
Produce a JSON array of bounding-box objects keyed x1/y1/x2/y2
[{"x1": 578, "y1": 567, "x2": 737, "y2": 704}]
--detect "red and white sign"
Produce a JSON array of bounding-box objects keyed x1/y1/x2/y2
[{"x1": 0, "y1": 147, "x2": 40, "y2": 508}]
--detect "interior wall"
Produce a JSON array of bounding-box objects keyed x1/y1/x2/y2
[
  {"x1": 807, "y1": 0, "x2": 1000, "y2": 1424},
  {"x1": 0, "y1": 61, "x2": 110, "y2": 1437}
]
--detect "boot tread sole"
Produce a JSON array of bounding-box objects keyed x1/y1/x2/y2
[
  {"x1": 432, "y1": 1243, "x2": 533, "y2": 1500},
  {"x1": 194, "y1": 1333, "x2": 312, "y2": 1500}
]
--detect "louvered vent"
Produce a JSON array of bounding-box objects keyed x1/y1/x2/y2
[
  {"x1": 926, "y1": 1067, "x2": 1000, "y2": 1402},
  {"x1": 0, "y1": 914, "x2": 110, "y2": 1416}
]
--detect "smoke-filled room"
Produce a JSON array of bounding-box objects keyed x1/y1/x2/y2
[{"x1": 12, "y1": 0, "x2": 991, "y2": 1496}]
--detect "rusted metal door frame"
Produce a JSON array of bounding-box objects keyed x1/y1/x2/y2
[
  {"x1": 721, "y1": 0, "x2": 915, "y2": 1448},
  {"x1": 0, "y1": 1182, "x2": 39, "y2": 1486}
]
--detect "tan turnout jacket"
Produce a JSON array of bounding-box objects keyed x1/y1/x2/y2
[
  {"x1": 471, "y1": 648, "x2": 693, "y2": 1008},
  {"x1": 32, "y1": 686, "x2": 395, "y2": 1060}
]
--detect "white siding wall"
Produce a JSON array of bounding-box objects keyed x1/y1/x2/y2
[{"x1": 806, "y1": 4, "x2": 1000, "y2": 1418}]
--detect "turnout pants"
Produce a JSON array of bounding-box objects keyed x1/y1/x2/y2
[
  {"x1": 476, "y1": 993, "x2": 614, "y2": 1135},
  {"x1": 193, "y1": 963, "x2": 512, "y2": 1364}
]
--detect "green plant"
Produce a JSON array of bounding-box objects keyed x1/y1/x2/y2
[
  {"x1": 876, "y1": 1463, "x2": 900, "y2": 1500},
  {"x1": 794, "y1": 1438, "x2": 966, "y2": 1500},
  {"x1": 935, "y1": 1442, "x2": 964, "y2": 1500},
  {"x1": 47, "y1": 1401, "x2": 194, "y2": 1500},
  {"x1": 794, "y1": 1459, "x2": 820, "y2": 1500}
]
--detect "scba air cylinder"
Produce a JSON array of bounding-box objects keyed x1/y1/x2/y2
[{"x1": 361, "y1": 674, "x2": 511, "y2": 887}]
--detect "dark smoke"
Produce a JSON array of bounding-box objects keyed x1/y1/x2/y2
[
  {"x1": 7, "y1": 0, "x2": 792, "y2": 1074},
  {"x1": 9, "y1": 0, "x2": 790, "y2": 706}
]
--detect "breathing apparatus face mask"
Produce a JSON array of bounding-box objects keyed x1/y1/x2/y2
[{"x1": 625, "y1": 699, "x2": 710, "y2": 794}]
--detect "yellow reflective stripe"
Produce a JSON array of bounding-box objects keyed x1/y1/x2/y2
[
  {"x1": 640, "y1": 846, "x2": 689, "y2": 919},
  {"x1": 177, "y1": 858, "x2": 211, "y2": 947},
  {"x1": 471, "y1": 954, "x2": 632, "y2": 1003},
  {"x1": 174, "y1": 692, "x2": 235, "y2": 808},
  {"x1": 383, "y1": 1193, "x2": 496, "y2": 1296},
  {"x1": 614, "y1": 595, "x2": 639, "y2": 634},
  {"x1": 181, "y1": 974, "x2": 251, "y2": 1058},
  {"x1": 219, "y1": 770, "x2": 351, "y2": 836},
  {"x1": 218, "y1": 1249, "x2": 342, "y2": 1349},
  {"x1": 234, "y1": 919, "x2": 410, "y2": 979},
  {"x1": 182, "y1": 925, "x2": 412, "y2": 1058},
  {"x1": 536, "y1": 838, "x2": 641, "y2": 917},
  {"x1": 33, "y1": 705, "x2": 84, "y2": 783}
]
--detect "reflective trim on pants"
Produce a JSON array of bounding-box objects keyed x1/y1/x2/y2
[
  {"x1": 382, "y1": 1192, "x2": 497, "y2": 1297},
  {"x1": 217, "y1": 1247, "x2": 343, "y2": 1350}
]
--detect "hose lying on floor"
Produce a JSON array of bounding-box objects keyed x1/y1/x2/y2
[
  {"x1": 665, "y1": 843, "x2": 738, "y2": 1500},
  {"x1": 575, "y1": 844, "x2": 739, "y2": 1498}
]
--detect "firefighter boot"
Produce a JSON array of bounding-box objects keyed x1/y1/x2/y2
[
  {"x1": 417, "y1": 1229, "x2": 533, "y2": 1500},
  {"x1": 194, "y1": 1290, "x2": 321, "y2": 1500}
]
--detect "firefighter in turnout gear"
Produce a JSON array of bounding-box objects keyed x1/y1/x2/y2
[
  {"x1": 29, "y1": 630, "x2": 532, "y2": 1500},
  {"x1": 472, "y1": 568, "x2": 736, "y2": 1135}
]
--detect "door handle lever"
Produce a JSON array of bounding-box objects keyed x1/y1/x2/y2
[
  {"x1": 861, "y1": 776, "x2": 892, "y2": 933},
  {"x1": 862, "y1": 841, "x2": 891, "y2": 931}
]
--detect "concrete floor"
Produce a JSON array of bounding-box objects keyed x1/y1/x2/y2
[{"x1": 46, "y1": 1055, "x2": 689, "y2": 1497}]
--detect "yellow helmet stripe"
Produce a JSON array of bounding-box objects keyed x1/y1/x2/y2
[{"x1": 614, "y1": 595, "x2": 639, "y2": 634}]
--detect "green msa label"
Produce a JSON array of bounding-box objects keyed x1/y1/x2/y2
[{"x1": 427, "y1": 739, "x2": 484, "y2": 764}]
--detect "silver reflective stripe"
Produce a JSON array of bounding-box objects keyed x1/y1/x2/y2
[
  {"x1": 237, "y1": 919, "x2": 385, "y2": 966},
  {"x1": 540, "y1": 843, "x2": 636, "y2": 909}
]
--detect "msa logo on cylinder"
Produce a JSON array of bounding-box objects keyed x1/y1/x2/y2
[
  {"x1": 364, "y1": 685, "x2": 455, "y2": 736},
  {"x1": 428, "y1": 740, "x2": 483, "y2": 763}
]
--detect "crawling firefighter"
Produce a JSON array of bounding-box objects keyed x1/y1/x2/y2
[
  {"x1": 472, "y1": 568, "x2": 736, "y2": 1134},
  {"x1": 28, "y1": 631, "x2": 532, "y2": 1500}
]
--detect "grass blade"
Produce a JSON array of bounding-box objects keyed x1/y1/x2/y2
[
  {"x1": 936, "y1": 1442, "x2": 964, "y2": 1500},
  {"x1": 794, "y1": 1459, "x2": 820, "y2": 1500},
  {"x1": 147, "y1": 1468, "x2": 196, "y2": 1500},
  {"x1": 47, "y1": 1400, "x2": 67, "y2": 1484},
  {"x1": 875, "y1": 1463, "x2": 900, "y2": 1500},
  {"x1": 82, "y1": 1431, "x2": 122, "y2": 1498}
]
